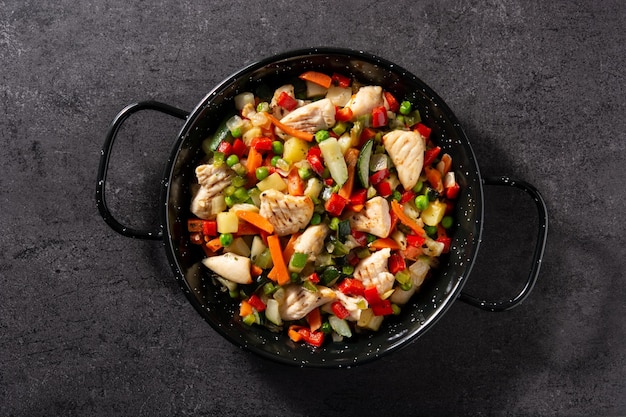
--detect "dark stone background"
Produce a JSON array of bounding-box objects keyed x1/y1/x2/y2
[{"x1": 1, "y1": 1, "x2": 624, "y2": 416}]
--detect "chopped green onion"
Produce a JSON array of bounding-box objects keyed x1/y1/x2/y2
[
  {"x1": 232, "y1": 176, "x2": 247, "y2": 187},
  {"x1": 298, "y1": 167, "x2": 312, "y2": 180},
  {"x1": 320, "y1": 321, "x2": 332, "y2": 334},
  {"x1": 310, "y1": 212, "x2": 321, "y2": 225},
  {"x1": 224, "y1": 185, "x2": 236, "y2": 197},
  {"x1": 224, "y1": 195, "x2": 236, "y2": 207},
  {"x1": 242, "y1": 313, "x2": 256, "y2": 326},
  {"x1": 391, "y1": 304, "x2": 401, "y2": 315},
  {"x1": 230, "y1": 127, "x2": 242, "y2": 138},
  {"x1": 315, "y1": 130, "x2": 330, "y2": 143},
  {"x1": 412, "y1": 180, "x2": 423, "y2": 193},
  {"x1": 263, "y1": 282, "x2": 277, "y2": 295},
  {"x1": 342, "y1": 265, "x2": 354, "y2": 276},
  {"x1": 302, "y1": 279, "x2": 318, "y2": 293},
  {"x1": 233, "y1": 187, "x2": 248, "y2": 202},
  {"x1": 256, "y1": 102, "x2": 270, "y2": 112},
  {"x1": 290, "y1": 252, "x2": 308, "y2": 269},
  {"x1": 329, "y1": 217, "x2": 340, "y2": 231},
  {"x1": 213, "y1": 151, "x2": 225, "y2": 167},
  {"x1": 332, "y1": 121, "x2": 348, "y2": 136}
]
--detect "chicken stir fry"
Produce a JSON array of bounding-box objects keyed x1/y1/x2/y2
[{"x1": 186, "y1": 70, "x2": 461, "y2": 347}]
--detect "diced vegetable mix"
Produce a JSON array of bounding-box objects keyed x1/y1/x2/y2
[{"x1": 188, "y1": 70, "x2": 460, "y2": 348}]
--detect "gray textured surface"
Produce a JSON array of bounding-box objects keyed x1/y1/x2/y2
[{"x1": 1, "y1": 1, "x2": 625, "y2": 416}]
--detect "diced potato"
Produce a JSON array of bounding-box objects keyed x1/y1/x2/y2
[
  {"x1": 421, "y1": 200, "x2": 447, "y2": 226},
  {"x1": 326, "y1": 86, "x2": 352, "y2": 107},
  {"x1": 304, "y1": 177, "x2": 323, "y2": 200},
  {"x1": 318, "y1": 137, "x2": 348, "y2": 186},
  {"x1": 283, "y1": 137, "x2": 309, "y2": 163},
  {"x1": 256, "y1": 172, "x2": 287, "y2": 192},
  {"x1": 305, "y1": 81, "x2": 328, "y2": 98},
  {"x1": 224, "y1": 237, "x2": 251, "y2": 257},
  {"x1": 234, "y1": 92, "x2": 255, "y2": 111},
  {"x1": 356, "y1": 308, "x2": 384, "y2": 331},
  {"x1": 250, "y1": 236, "x2": 267, "y2": 262},
  {"x1": 217, "y1": 211, "x2": 239, "y2": 234}
]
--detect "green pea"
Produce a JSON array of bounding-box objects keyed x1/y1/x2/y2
[
  {"x1": 233, "y1": 187, "x2": 249, "y2": 202},
  {"x1": 298, "y1": 167, "x2": 312, "y2": 180},
  {"x1": 271, "y1": 140, "x2": 283, "y2": 155},
  {"x1": 219, "y1": 233, "x2": 233, "y2": 247},
  {"x1": 310, "y1": 212, "x2": 321, "y2": 225},
  {"x1": 441, "y1": 215, "x2": 454, "y2": 229},
  {"x1": 424, "y1": 225, "x2": 438, "y2": 237},
  {"x1": 391, "y1": 190, "x2": 402, "y2": 202},
  {"x1": 399, "y1": 100, "x2": 412, "y2": 115},
  {"x1": 270, "y1": 155, "x2": 280, "y2": 167},
  {"x1": 415, "y1": 194, "x2": 429, "y2": 211},
  {"x1": 226, "y1": 154, "x2": 239, "y2": 167},
  {"x1": 256, "y1": 166, "x2": 270, "y2": 181}
]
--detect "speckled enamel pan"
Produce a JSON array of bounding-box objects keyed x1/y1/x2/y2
[{"x1": 96, "y1": 47, "x2": 548, "y2": 368}]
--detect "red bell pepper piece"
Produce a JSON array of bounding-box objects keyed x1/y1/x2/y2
[
  {"x1": 351, "y1": 230, "x2": 368, "y2": 247},
  {"x1": 297, "y1": 328, "x2": 325, "y2": 347},
  {"x1": 369, "y1": 168, "x2": 389, "y2": 186},
  {"x1": 231, "y1": 138, "x2": 247, "y2": 158},
  {"x1": 415, "y1": 123, "x2": 432, "y2": 139},
  {"x1": 331, "y1": 72, "x2": 351, "y2": 88},
  {"x1": 388, "y1": 252, "x2": 406, "y2": 275},
  {"x1": 307, "y1": 272, "x2": 320, "y2": 284},
  {"x1": 423, "y1": 146, "x2": 441, "y2": 167},
  {"x1": 276, "y1": 91, "x2": 298, "y2": 111},
  {"x1": 400, "y1": 190, "x2": 415, "y2": 204},
  {"x1": 250, "y1": 137, "x2": 273, "y2": 152},
  {"x1": 247, "y1": 294, "x2": 266, "y2": 312},
  {"x1": 363, "y1": 286, "x2": 383, "y2": 306},
  {"x1": 306, "y1": 146, "x2": 325, "y2": 175},
  {"x1": 202, "y1": 220, "x2": 218, "y2": 237},
  {"x1": 406, "y1": 234, "x2": 426, "y2": 248},
  {"x1": 359, "y1": 127, "x2": 376, "y2": 147},
  {"x1": 372, "y1": 299, "x2": 394, "y2": 316},
  {"x1": 217, "y1": 140, "x2": 232, "y2": 156},
  {"x1": 446, "y1": 182, "x2": 460, "y2": 199},
  {"x1": 376, "y1": 180, "x2": 392, "y2": 197},
  {"x1": 331, "y1": 301, "x2": 351, "y2": 320},
  {"x1": 383, "y1": 91, "x2": 400, "y2": 113},
  {"x1": 337, "y1": 278, "x2": 365, "y2": 297},
  {"x1": 436, "y1": 236, "x2": 452, "y2": 254},
  {"x1": 324, "y1": 193, "x2": 348, "y2": 217},
  {"x1": 350, "y1": 189, "x2": 367, "y2": 206},
  {"x1": 371, "y1": 106, "x2": 388, "y2": 128},
  {"x1": 335, "y1": 106, "x2": 353, "y2": 122}
]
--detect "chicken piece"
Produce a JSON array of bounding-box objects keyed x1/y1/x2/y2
[
  {"x1": 279, "y1": 284, "x2": 336, "y2": 321},
  {"x1": 344, "y1": 86, "x2": 384, "y2": 119},
  {"x1": 383, "y1": 130, "x2": 425, "y2": 190},
  {"x1": 258, "y1": 189, "x2": 314, "y2": 236},
  {"x1": 270, "y1": 84, "x2": 298, "y2": 119},
  {"x1": 190, "y1": 163, "x2": 234, "y2": 219},
  {"x1": 348, "y1": 196, "x2": 391, "y2": 238},
  {"x1": 354, "y1": 248, "x2": 395, "y2": 294},
  {"x1": 278, "y1": 98, "x2": 336, "y2": 135},
  {"x1": 292, "y1": 224, "x2": 330, "y2": 261}
]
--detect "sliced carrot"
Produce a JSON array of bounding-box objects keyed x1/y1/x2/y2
[
  {"x1": 338, "y1": 148, "x2": 359, "y2": 200},
  {"x1": 287, "y1": 167, "x2": 305, "y2": 196},
  {"x1": 235, "y1": 221, "x2": 261, "y2": 236},
  {"x1": 306, "y1": 308, "x2": 322, "y2": 332},
  {"x1": 267, "y1": 234, "x2": 290, "y2": 285},
  {"x1": 282, "y1": 232, "x2": 302, "y2": 263},
  {"x1": 265, "y1": 113, "x2": 314, "y2": 142},
  {"x1": 298, "y1": 71, "x2": 332, "y2": 89},
  {"x1": 246, "y1": 146, "x2": 263, "y2": 185},
  {"x1": 369, "y1": 237, "x2": 401, "y2": 250},
  {"x1": 391, "y1": 200, "x2": 426, "y2": 236},
  {"x1": 349, "y1": 204, "x2": 364, "y2": 213},
  {"x1": 235, "y1": 211, "x2": 274, "y2": 234},
  {"x1": 288, "y1": 325, "x2": 304, "y2": 342},
  {"x1": 239, "y1": 300, "x2": 253, "y2": 317},
  {"x1": 250, "y1": 263, "x2": 263, "y2": 278},
  {"x1": 206, "y1": 237, "x2": 223, "y2": 252},
  {"x1": 425, "y1": 165, "x2": 444, "y2": 193}
]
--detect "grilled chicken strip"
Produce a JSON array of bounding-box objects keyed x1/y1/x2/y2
[
  {"x1": 278, "y1": 98, "x2": 336, "y2": 135},
  {"x1": 258, "y1": 189, "x2": 314, "y2": 236},
  {"x1": 344, "y1": 86, "x2": 384, "y2": 119},
  {"x1": 279, "y1": 284, "x2": 336, "y2": 321},
  {"x1": 382, "y1": 130, "x2": 425, "y2": 190},
  {"x1": 354, "y1": 248, "x2": 395, "y2": 294},
  {"x1": 292, "y1": 224, "x2": 330, "y2": 261},
  {"x1": 190, "y1": 163, "x2": 234, "y2": 219},
  {"x1": 348, "y1": 196, "x2": 391, "y2": 238}
]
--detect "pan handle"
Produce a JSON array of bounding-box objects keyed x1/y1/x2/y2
[
  {"x1": 96, "y1": 101, "x2": 189, "y2": 240},
  {"x1": 459, "y1": 176, "x2": 548, "y2": 311}
]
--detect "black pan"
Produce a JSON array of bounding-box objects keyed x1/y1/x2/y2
[{"x1": 96, "y1": 47, "x2": 548, "y2": 367}]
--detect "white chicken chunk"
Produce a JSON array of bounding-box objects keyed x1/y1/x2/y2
[
  {"x1": 278, "y1": 98, "x2": 336, "y2": 135},
  {"x1": 383, "y1": 130, "x2": 425, "y2": 190},
  {"x1": 270, "y1": 84, "x2": 297, "y2": 119},
  {"x1": 292, "y1": 224, "x2": 330, "y2": 261},
  {"x1": 258, "y1": 189, "x2": 314, "y2": 236},
  {"x1": 348, "y1": 196, "x2": 391, "y2": 238},
  {"x1": 190, "y1": 164, "x2": 234, "y2": 219},
  {"x1": 344, "y1": 86, "x2": 384, "y2": 119},
  {"x1": 279, "y1": 284, "x2": 336, "y2": 321},
  {"x1": 354, "y1": 248, "x2": 395, "y2": 294}
]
